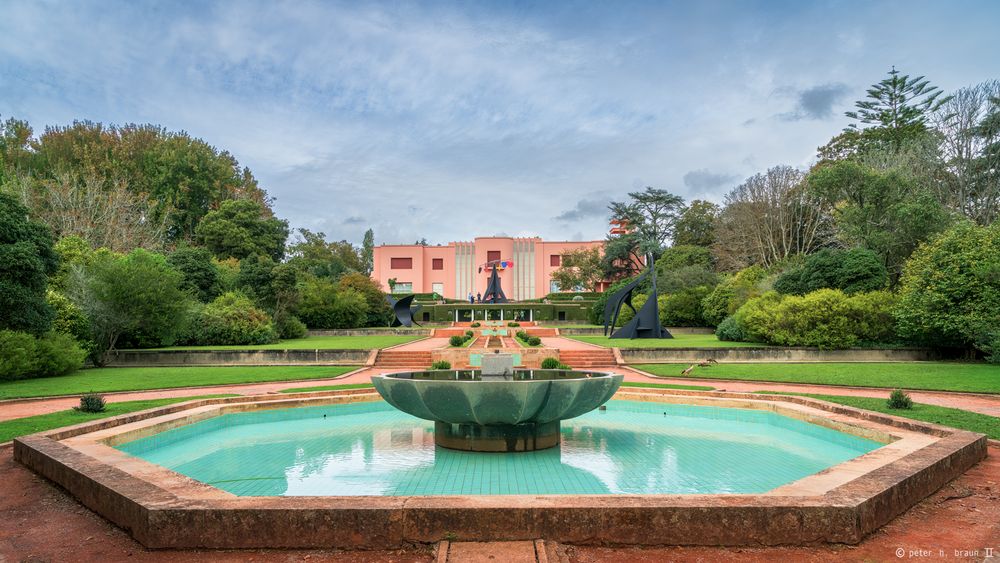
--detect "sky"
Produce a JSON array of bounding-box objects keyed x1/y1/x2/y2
[{"x1": 2, "y1": 0, "x2": 999, "y2": 246}]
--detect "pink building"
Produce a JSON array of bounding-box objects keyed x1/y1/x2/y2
[{"x1": 372, "y1": 237, "x2": 608, "y2": 300}]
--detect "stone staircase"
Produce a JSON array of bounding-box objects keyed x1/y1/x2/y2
[
  {"x1": 374, "y1": 350, "x2": 433, "y2": 368},
  {"x1": 558, "y1": 348, "x2": 617, "y2": 368}
]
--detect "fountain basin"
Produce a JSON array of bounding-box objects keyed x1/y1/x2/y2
[{"x1": 371, "y1": 369, "x2": 622, "y2": 451}]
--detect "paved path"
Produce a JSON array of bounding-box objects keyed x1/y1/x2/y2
[{"x1": 3, "y1": 364, "x2": 999, "y2": 422}]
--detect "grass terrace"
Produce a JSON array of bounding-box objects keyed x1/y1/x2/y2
[
  {"x1": 634, "y1": 362, "x2": 1000, "y2": 394},
  {"x1": 758, "y1": 392, "x2": 1000, "y2": 440},
  {"x1": 0, "y1": 394, "x2": 238, "y2": 443},
  {"x1": 0, "y1": 366, "x2": 358, "y2": 400}
]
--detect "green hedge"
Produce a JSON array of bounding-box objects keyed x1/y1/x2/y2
[{"x1": 0, "y1": 330, "x2": 85, "y2": 381}]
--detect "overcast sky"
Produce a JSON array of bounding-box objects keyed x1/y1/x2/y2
[{"x1": 3, "y1": 0, "x2": 999, "y2": 245}]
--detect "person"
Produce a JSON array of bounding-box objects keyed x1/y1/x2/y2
[
  {"x1": 468, "y1": 292, "x2": 474, "y2": 304},
  {"x1": 476, "y1": 292, "x2": 482, "y2": 303}
]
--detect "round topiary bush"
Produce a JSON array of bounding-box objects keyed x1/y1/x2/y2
[
  {"x1": 471, "y1": 322, "x2": 481, "y2": 328},
  {"x1": 466, "y1": 330, "x2": 474, "y2": 337},
  {"x1": 887, "y1": 389, "x2": 913, "y2": 409},
  {"x1": 714, "y1": 315, "x2": 747, "y2": 342},
  {"x1": 540, "y1": 357, "x2": 561, "y2": 369},
  {"x1": 528, "y1": 336, "x2": 542, "y2": 346},
  {"x1": 449, "y1": 335, "x2": 465, "y2": 347}
]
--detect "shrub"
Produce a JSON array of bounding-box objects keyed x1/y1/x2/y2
[
  {"x1": 895, "y1": 222, "x2": 1000, "y2": 350},
  {"x1": 714, "y1": 315, "x2": 747, "y2": 342},
  {"x1": 33, "y1": 331, "x2": 87, "y2": 378},
  {"x1": 296, "y1": 281, "x2": 369, "y2": 329},
  {"x1": 516, "y1": 330, "x2": 528, "y2": 340},
  {"x1": 887, "y1": 389, "x2": 913, "y2": 410},
  {"x1": 471, "y1": 322, "x2": 481, "y2": 328},
  {"x1": 0, "y1": 330, "x2": 85, "y2": 381},
  {"x1": 658, "y1": 286, "x2": 712, "y2": 326},
  {"x1": 431, "y1": 360, "x2": 451, "y2": 370},
  {"x1": 449, "y1": 335, "x2": 465, "y2": 347},
  {"x1": 47, "y1": 290, "x2": 95, "y2": 356},
  {"x1": 275, "y1": 314, "x2": 308, "y2": 340},
  {"x1": 190, "y1": 292, "x2": 278, "y2": 345},
  {"x1": 466, "y1": 330, "x2": 474, "y2": 337},
  {"x1": 701, "y1": 266, "x2": 767, "y2": 326},
  {"x1": 76, "y1": 393, "x2": 106, "y2": 413},
  {"x1": 773, "y1": 248, "x2": 888, "y2": 296},
  {"x1": 338, "y1": 272, "x2": 392, "y2": 327},
  {"x1": 507, "y1": 322, "x2": 520, "y2": 327},
  {"x1": 540, "y1": 357, "x2": 561, "y2": 369},
  {"x1": 658, "y1": 265, "x2": 719, "y2": 295},
  {"x1": 528, "y1": 336, "x2": 542, "y2": 346},
  {"x1": 167, "y1": 246, "x2": 222, "y2": 302},
  {"x1": 731, "y1": 289, "x2": 897, "y2": 348}
]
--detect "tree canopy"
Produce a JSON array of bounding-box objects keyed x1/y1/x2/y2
[
  {"x1": 195, "y1": 199, "x2": 289, "y2": 261},
  {"x1": 0, "y1": 193, "x2": 58, "y2": 334}
]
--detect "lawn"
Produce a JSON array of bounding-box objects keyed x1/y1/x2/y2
[
  {"x1": 569, "y1": 334, "x2": 764, "y2": 348},
  {"x1": 759, "y1": 392, "x2": 1000, "y2": 440},
  {"x1": 280, "y1": 383, "x2": 375, "y2": 393},
  {"x1": 634, "y1": 362, "x2": 1000, "y2": 394},
  {"x1": 143, "y1": 335, "x2": 422, "y2": 351},
  {"x1": 0, "y1": 366, "x2": 358, "y2": 400},
  {"x1": 0, "y1": 394, "x2": 237, "y2": 443}
]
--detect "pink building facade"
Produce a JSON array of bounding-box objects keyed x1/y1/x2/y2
[{"x1": 372, "y1": 237, "x2": 607, "y2": 300}]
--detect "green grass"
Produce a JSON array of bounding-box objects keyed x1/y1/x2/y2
[
  {"x1": 758, "y1": 392, "x2": 1000, "y2": 440},
  {"x1": 279, "y1": 383, "x2": 376, "y2": 393},
  {"x1": 620, "y1": 381, "x2": 715, "y2": 391},
  {"x1": 0, "y1": 366, "x2": 358, "y2": 400},
  {"x1": 569, "y1": 334, "x2": 764, "y2": 348},
  {"x1": 633, "y1": 362, "x2": 1000, "y2": 394},
  {"x1": 0, "y1": 394, "x2": 237, "y2": 443},
  {"x1": 143, "y1": 335, "x2": 422, "y2": 351}
]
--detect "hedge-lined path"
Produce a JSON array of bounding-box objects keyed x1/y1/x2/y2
[{"x1": 620, "y1": 366, "x2": 1000, "y2": 417}]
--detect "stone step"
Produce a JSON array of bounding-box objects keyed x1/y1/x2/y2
[{"x1": 436, "y1": 539, "x2": 558, "y2": 563}]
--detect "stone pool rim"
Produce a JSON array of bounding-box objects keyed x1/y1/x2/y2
[{"x1": 13, "y1": 387, "x2": 988, "y2": 549}]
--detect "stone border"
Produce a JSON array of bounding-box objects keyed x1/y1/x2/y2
[
  {"x1": 13, "y1": 388, "x2": 987, "y2": 549},
  {"x1": 105, "y1": 348, "x2": 371, "y2": 367},
  {"x1": 618, "y1": 346, "x2": 945, "y2": 363}
]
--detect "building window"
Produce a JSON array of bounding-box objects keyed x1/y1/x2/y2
[
  {"x1": 432, "y1": 282, "x2": 444, "y2": 296},
  {"x1": 550, "y1": 254, "x2": 561, "y2": 267},
  {"x1": 390, "y1": 257, "x2": 413, "y2": 269},
  {"x1": 432, "y1": 258, "x2": 444, "y2": 270},
  {"x1": 487, "y1": 250, "x2": 501, "y2": 262},
  {"x1": 392, "y1": 282, "x2": 413, "y2": 294}
]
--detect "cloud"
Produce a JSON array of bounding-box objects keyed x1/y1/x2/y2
[
  {"x1": 343, "y1": 216, "x2": 366, "y2": 225},
  {"x1": 555, "y1": 198, "x2": 610, "y2": 222},
  {"x1": 683, "y1": 169, "x2": 739, "y2": 191},
  {"x1": 778, "y1": 83, "x2": 850, "y2": 121}
]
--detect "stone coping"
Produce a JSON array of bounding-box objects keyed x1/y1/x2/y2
[{"x1": 13, "y1": 387, "x2": 987, "y2": 550}]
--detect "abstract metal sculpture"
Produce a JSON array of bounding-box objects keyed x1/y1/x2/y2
[
  {"x1": 603, "y1": 255, "x2": 673, "y2": 339},
  {"x1": 480, "y1": 262, "x2": 508, "y2": 304},
  {"x1": 387, "y1": 294, "x2": 422, "y2": 327}
]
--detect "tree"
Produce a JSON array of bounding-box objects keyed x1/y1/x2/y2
[
  {"x1": 7, "y1": 171, "x2": 169, "y2": 252},
  {"x1": 673, "y1": 200, "x2": 720, "y2": 247},
  {"x1": 286, "y1": 228, "x2": 363, "y2": 278},
  {"x1": 608, "y1": 187, "x2": 685, "y2": 259},
  {"x1": 296, "y1": 278, "x2": 369, "y2": 329},
  {"x1": 337, "y1": 272, "x2": 391, "y2": 327},
  {"x1": 655, "y1": 245, "x2": 718, "y2": 293},
  {"x1": 714, "y1": 166, "x2": 833, "y2": 271},
  {"x1": 361, "y1": 228, "x2": 375, "y2": 275},
  {"x1": 931, "y1": 81, "x2": 1000, "y2": 224},
  {"x1": 68, "y1": 249, "x2": 193, "y2": 363},
  {"x1": 807, "y1": 160, "x2": 951, "y2": 279},
  {"x1": 895, "y1": 222, "x2": 1000, "y2": 351},
  {"x1": 195, "y1": 199, "x2": 289, "y2": 261},
  {"x1": 167, "y1": 245, "x2": 222, "y2": 303},
  {"x1": 550, "y1": 247, "x2": 605, "y2": 292},
  {"x1": 773, "y1": 248, "x2": 888, "y2": 295},
  {"x1": 845, "y1": 67, "x2": 950, "y2": 151},
  {"x1": 0, "y1": 193, "x2": 58, "y2": 335}
]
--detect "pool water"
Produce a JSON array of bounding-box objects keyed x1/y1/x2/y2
[{"x1": 116, "y1": 400, "x2": 882, "y2": 496}]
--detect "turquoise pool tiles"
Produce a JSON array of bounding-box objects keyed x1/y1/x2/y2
[{"x1": 116, "y1": 400, "x2": 882, "y2": 497}]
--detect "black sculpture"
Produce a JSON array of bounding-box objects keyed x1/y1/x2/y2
[
  {"x1": 387, "y1": 294, "x2": 422, "y2": 327},
  {"x1": 480, "y1": 262, "x2": 508, "y2": 304},
  {"x1": 603, "y1": 255, "x2": 672, "y2": 339}
]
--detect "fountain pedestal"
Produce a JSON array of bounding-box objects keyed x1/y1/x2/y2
[{"x1": 372, "y1": 368, "x2": 622, "y2": 453}]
